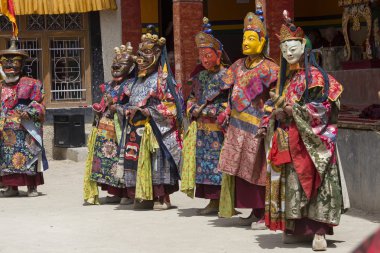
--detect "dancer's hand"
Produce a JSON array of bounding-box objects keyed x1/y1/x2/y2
[
  {"x1": 19, "y1": 111, "x2": 30, "y2": 120},
  {"x1": 284, "y1": 105, "x2": 293, "y2": 117},
  {"x1": 141, "y1": 108, "x2": 150, "y2": 117},
  {"x1": 109, "y1": 104, "x2": 117, "y2": 112},
  {"x1": 274, "y1": 108, "x2": 286, "y2": 121},
  {"x1": 192, "y1": 108, "x2": 201, "y2": 118},
  {"x1": 256, "y1": 128, "x2": 267, "y2": 138}
]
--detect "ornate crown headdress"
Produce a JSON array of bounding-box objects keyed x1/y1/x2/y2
[
  {"x1": 141, "y1": 33, "x2": 166, "y2": 47},
  {"x1": 195, "y1": 17, "x2": 222, "y2": 52},
  {"x1": 139, "y1": 25, "x2": 166, "y2": 49},
  {"x1": 277, "y1": 10, "x2": 305, "y2": 42},
  {"x1": 114, "y1": 42, "x2": 135, "y2": 59},
  {"x1": 243, "y1": 4, "x2": 266, "y2": 38}
]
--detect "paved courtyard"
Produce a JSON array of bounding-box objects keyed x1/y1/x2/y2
[{"x1": 0, "y1": 160, "x2": 379, "y2": 253}]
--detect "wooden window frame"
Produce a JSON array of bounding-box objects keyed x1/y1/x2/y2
[{"x1": 0, "y1": 14, "x2": 92, "y2": 109}]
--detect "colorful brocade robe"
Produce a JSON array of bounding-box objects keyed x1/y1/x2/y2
[
  {"x1": 264, "y1": 66, "x2": 344, "y2": 231},
  {"x1": 218, "y1": 58, "x2": 279, "y2": 185},
  {"x1": 123, "y1": 70, "x2": 182, "y2": 192},
  {"x1": 90, "y1": 80, "x2": 131, "y2": 188},
  {"x1": 186, "y1": 67, "x2": 229, "y2": 186},
  {"x1": 0, "y1": 77, "x2": 47, "y2": 175}
]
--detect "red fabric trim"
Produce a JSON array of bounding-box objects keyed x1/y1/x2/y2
[
  {"x1": 265, "y1": 214, "x2": 285, "y2": 231},
  {"x1": 268, "y1": 131, "x2": 292, "y2": 166},
  {"x1": 288, "y1": 123, "x2": 321, "y2": 199}
]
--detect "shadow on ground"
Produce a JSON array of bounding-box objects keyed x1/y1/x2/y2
[
  {"x1": 255, "y1": 233, "x2": 344, "y2": 250},
  {"x1": 0, "y1": 191, "x2": 47, "y2": 198},
  {"x1": 208, "y1": 216, "x2": 251, "y2": 230},
  {"x1": 177, "y1": 208, "x2": 200, "y2": 217}
]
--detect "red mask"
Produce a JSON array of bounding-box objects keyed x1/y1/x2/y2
[{"x1": 198, "y1": 48, "x2": 221, "y2": 71}]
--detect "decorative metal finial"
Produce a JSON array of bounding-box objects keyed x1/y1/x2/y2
[{"x1": 9, "y1": 37, "x2": 18, "y2": 50}]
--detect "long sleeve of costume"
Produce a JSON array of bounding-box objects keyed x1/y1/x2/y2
[
  {"x1": 260, "y1": 87, "x2": 277, "y2": 129},
  {"x1": 24, "y1": 80, "x2": 45, "y2": 122},
  {"x1": 186, "y1": 87, "x2": 227, "y2": 119},
  {"x1": 291, "y1": 88, "x2": 340, "y2": 182}
]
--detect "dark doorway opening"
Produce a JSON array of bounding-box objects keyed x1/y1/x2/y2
[{"x1": 159, "y1": 0, "x2": 174, "y2": 52}]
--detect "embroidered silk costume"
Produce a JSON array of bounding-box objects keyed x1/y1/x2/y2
[
  {"x1": 187, "y1": 69, "x2": 228, "y2": 188},
  {"x1": 182, "y1": 18, "x2": 229, "y2": 205},
  {"x1": 264, "y1": 12, "x2": 347, "y2": 250},
  {"x1": 218, "y1": 9, "x2": 279, "y2": 220},
  {"x1": 122, "y1": 30, "x2": 183, "y2": 209},
  {"x1": 84, "y1": 42, "x2": 136, "y2": 205},
  {"x1": 90, "y1": 81, "x2": 131, "y2": 188},
  {"x1": 0, "y1": 38, "x2": 48, "y2": 197}
]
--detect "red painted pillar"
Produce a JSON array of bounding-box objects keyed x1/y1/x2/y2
[
  {"x1": 173, "y1": 0, "x2": 203, "y2": 100},
  {"x1": 121, "y1": 0, "x2": 142, "y2": 50},
  {"x1": 265, "y1": 0, "x2": 294, "y2": 63}
]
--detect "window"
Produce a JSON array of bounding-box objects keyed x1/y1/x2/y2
[
  {"x1": 50, "y1": 38, "x2": 85, "y2": 101},
  {"x1": 0, "y1": 14, "x2": 91, "y2": 108}
]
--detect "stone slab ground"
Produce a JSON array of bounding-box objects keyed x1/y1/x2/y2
[{"x1": 0, "y1": 160, "x2": 378, "y2": 253}]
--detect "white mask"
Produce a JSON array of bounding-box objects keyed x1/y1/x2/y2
[{"x1": 280, "y1": 40, "x2": 306, "y2": 65}]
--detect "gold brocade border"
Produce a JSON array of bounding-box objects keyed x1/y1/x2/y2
[
  {"x1": 231, "y1": 109, "x2": 261, "y2": 126},
  {"x1": 197, "y1": 122, "x2": 221, "y2": 132}
]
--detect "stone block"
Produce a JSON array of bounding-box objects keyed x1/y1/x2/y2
[{"x1": 66, "y1": 147, "x2": 89, "y2": 163}]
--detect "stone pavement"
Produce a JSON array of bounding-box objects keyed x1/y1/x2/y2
[{"x1": 0, "y1": 160, "x2": 379, "y2": 253}]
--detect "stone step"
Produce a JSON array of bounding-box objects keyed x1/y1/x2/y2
[
  {"x1": 51, "y1": 131, "x2": 89, "y2": 161},
  {"x1": 66, "y1": 147, "x2": 88, "y2": 162}
]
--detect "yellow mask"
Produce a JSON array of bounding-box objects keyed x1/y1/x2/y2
[{"x1": 242, "y1": 30, "x2": 266, "y2": 56}]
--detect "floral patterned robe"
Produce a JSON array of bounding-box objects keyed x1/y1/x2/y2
[
  {"x1": 264, "y1": 67, "x2": 344, "y2": 231},
  {"x1": 186, "y1": 67, "x2": 228, "y2": 186},
  {"x1": 90, "y1": 80, "x2": 131, "y2": 188},
  {"x1": 0, "y1": 77, "x2": 47, "y2": 176}
]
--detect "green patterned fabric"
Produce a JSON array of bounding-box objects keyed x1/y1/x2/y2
[
  {"x1": 180, "y1": 121, "x2": 197, "y2": 198},
  {"x1": 83, "y1": 127, "x2": 100, "y2": 205},
  {"x1": 114, "y1": 113, "x2": 122, "y2": 145},
  {"x1": 218, "y1": 173, "x2": 235, "y2": 218},
  {"x1": 135, "y1": 123, "x2": 159, "y2": 201},
  {"x1": 285, "y1": 103, "x2": 343, "y2": 227}
]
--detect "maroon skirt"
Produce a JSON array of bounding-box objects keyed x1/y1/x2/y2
[
  {"x1": 287, "y1": 218, "x2": 334, "y2": 236},
  {"x1": 100, "y1": 184, "x2": 129, "y2": 198},
  {"x1": 235, "y1": 176, "x2": 265, "y2": 209},
  {"x1": 125, "y1": 184, "x2": 179, "y2": 199},
  {"x1": 195, "y1": 184, "x2": 221, "y2": 200},
  {"x1": 0, "y1": 173, "x2": 44, "y2": 187}
]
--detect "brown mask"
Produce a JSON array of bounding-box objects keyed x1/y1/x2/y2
[
  {"x1": 1, "y1": 55, "x2": 24, "y2": 85},
  {"x1": 136, "y1": 33, "x2": 166, "y2": 78},
  {"x1": 111, "y1": 43, "x2": 136, "y2": 82}
]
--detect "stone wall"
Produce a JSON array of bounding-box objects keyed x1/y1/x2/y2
[
  {"x1": 330, "y1": 69, "x2": 380, "y2": 106},
  {"x1": 338, "y1": 129, "x2": 380, "y2": 213},
  {"x1": 173, "y1": 0, "x2": 204, "y2": 85},
  {"x1": 100, "y1": 0, "x2": 122, "y2": 82}
]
